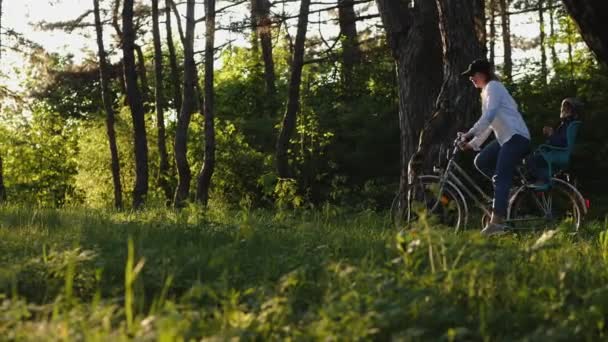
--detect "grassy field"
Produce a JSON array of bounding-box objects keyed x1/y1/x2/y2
[{"x1": 1, "y1": 204, "x2": 608, "y2": 340}]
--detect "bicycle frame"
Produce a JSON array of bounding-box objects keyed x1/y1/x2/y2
[{"x1": 432, "y1": 145, "x2": 494, "y2": 217}]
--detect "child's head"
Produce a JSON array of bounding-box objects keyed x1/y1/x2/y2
[{"x1": 561, "y1": 97, "x2": 582, "y2": 118}]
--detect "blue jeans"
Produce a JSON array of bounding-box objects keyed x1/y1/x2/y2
[{"x1": 474, "y1": 134, "x2": 531, "y2": 217}]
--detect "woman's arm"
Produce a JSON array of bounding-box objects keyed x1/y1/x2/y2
[
  {"x1": 468, "y1": 127, "x2": 493, "y2": 151},
  {"x1": 466, "y1": 82, "x2": 502, "y2": 137}
]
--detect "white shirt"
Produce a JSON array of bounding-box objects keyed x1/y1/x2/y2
[{"x1": 467, "y1": 80, "x2": 530, "y2": 151}]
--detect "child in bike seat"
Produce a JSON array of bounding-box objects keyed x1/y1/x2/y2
[{"x1": 528, "y1": 97, "x2": 582, "y2": 187}]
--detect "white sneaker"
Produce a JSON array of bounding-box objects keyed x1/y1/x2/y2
[{"x1": 481, "y1": 223, "x2": 508, "y2": 236}]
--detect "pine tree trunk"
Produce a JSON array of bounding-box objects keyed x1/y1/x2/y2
[
  {"x1": 410, "y1": 0, "x2": 483, "y2": 176},
  {"x1": 173, "y1": 0, "x2": 196, "y2": 207},
  {"x1": 134, "y1": 44, "x2": 150, "y2": 105},
  {"x1": 94, "y1": 0, "x2": 123, "y2": 209},
  {"x1": 539, "y1": 0, "x2": 548, "y2": 83},
  {"x1": 0, "y1": 0, "x2": 6, "y2": 203},
  {"x1": 549, "y1": 0, "x2": 559, "y2": 66},
  {"x1": 252, "y1": 0, "x2": 277, "y2": 113},
  {"x1": 0, "y1": 155, "x2": 5, "y2": 203},
  {"x1": 376, "y1": 0, "x2": 443, "y2": 197},
  {"x1": 152, "y1": 0, "x2": 172, "y2": 204},
  {"x1": 489, "y1": 0, "x2": 497, "y2": 65},
  {"x1": 562, "y1": 0, "x2": 608, "y2": 65},
  {"x1": 338, "y1": 0, "x2": 361, "y2": 85},
  {"x1": 196, "y1": 0, "x2": 216, "y2": 205},
  {"x1": 165, "y1": 0, "x2": 182, "y2": 115},
  {"x1": 276, "y1": 0, "x2": 311, "y2": 179},
  {"x1": 499, "y1": 0, "x2": 512, "y2": 82},
  {"x1": 122, "y1": 0, "x2": 149, "y2": 209}
]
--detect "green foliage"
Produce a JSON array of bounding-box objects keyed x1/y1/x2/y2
[{"x1": 0, "y1": 104, "x2": 80, "y2": 206}]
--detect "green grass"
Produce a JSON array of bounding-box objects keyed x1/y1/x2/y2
[{"x1": 1, "y1": 204, "x2": 608, "y2": 340}]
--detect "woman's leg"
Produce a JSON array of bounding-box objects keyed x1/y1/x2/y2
[
  {"x1": 492, "y1": 135, "x2": 531, "y2": 220},
  {"x1": 474, "y1": 140, "x2": 500, "y2": 180},
  {"x1": 528, "y1": 154, "x2": 549, "y2": 184}
]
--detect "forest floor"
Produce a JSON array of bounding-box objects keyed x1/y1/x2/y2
[{"x1": 1, "y1": 204, "x2": 608, "y2": 340}]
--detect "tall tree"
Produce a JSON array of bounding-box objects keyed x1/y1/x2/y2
[
  {"x1": 548, "y1": 0, "x2": 559, "y2": 66},
  {"x1": 0, "y1": 0, "x2": 6, "y2": 203},
  {"x1": 539, "y1": 0, "x2": 548, "y2": 83},
  {"x1": 134, "y1": 44, "x2": 150, "y2": 104},
  {"x1": 93, "y1": 0, "x2": 123, "y2": 209},
  {"x1": 489, "y1": 0, "x2": 497, "y2": 65},
  {"x1": 196, "y1": 0, "x2": 216, "y2": 205},
  {"x1": 561, "y1": 0, "x2": 608, "y2": 65},
  {"x1": 122, "y1": 0, "x2": 149, "y2": 208},
  {"x1": 165, "y1": 0, "x2": 182, "y2": 114},
  {"x1": 499, "y1": 0, "x2": 512, "y2": 82},
  {"x1": 409, "y1": 0, "x2": 484, "y2": 175},
  {"x1": 375, "y1": 0, "x2": 443, "y2": 197},
  {"x1": 251, "y1": 0, "x2": 277, "y2": 111},
  {"x1": 173, "y1": 0, "x2": 196, "y2": 207},
  {"x1": 338, "y1": 0, "x2": 361, "y2": 85},
  {"x1": 276, "y1": 0, "x2": 311, "y2": 178},
  {"x1": 152, "y1": 0, "x2": 172, "y2": 203}
]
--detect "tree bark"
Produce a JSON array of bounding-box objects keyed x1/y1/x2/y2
[
  {"x1": 173, "y1": 0, "x2": 196, "y2": 207},
  {"x1": 122, "y1": 0, "x2": 149, "y2": 208},
  {"x1": 549, "y1": 0, "x2": 559, "y2": 67},
  {"x1": 94, "y1": 0, "x2": 123, "y2": 209},
  {"x1": 409, "y1": 0, "x2": 483, "y2": 176},
  {"x1": 489, "y1": 0, "x2": 496, "y2": 65},
  {"x1": 0, "y1": 0, "x2": 5, "y2": 203},
  {"x1": 196, "y1": 0, "x2": 216, "y2": 205},
  {"x1": 276, "y1": 0, "x2": 311, "y2": 179},
  {"x1": 152, "y1": 0, "x2": 172, "y2": 204},
  {"x1": 0, "y1": 155, "x2": 5, "y2": 203},
  {"x1": 499, "y1": 0, "x2": 512, "y2": 82},
  {"x1": 539, "y1": 0, "x2": 548, "y2": 83},
  {"x1": 375, "y1": 0, "x2": 443, "y2": 197},
  {"x1": 338, "y1": 0, "x2": 361, "y2": 85},
  {"x1": 165, "y1": 0, "x2": 182, "y2": 115},
  {"x1": 561, "y1": 0, "x2": 608, "y2": 65},
  {"x1": 134, "y1": 44, "x2": 150, "y2": 105},
  {"x1": 252, "y1": 0, "x2": 277, "y2": 110}
]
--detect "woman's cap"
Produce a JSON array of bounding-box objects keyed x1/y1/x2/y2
[{"x1": 461, "y1": 59, "x2": 492, "y2": 77}]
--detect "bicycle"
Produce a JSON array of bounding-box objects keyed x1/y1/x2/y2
[{"x1": 390, "y1": 137, "x2": 588, "y2": 233}]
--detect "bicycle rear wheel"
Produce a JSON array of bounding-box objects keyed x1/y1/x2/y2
[
  {"x1": 508, "y1": 179, "x2": 582, "y2": 232},
  {"x1": 391, "y1": 175, "x2": 467, "y2": 232}
]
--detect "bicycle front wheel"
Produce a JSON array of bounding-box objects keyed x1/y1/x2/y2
[
  {"x1": 508, "y1": 179, "x2": 582, "y2": 232},
  {"x1": 391, "y1": 175, "x2": 467, "y2": 232}
]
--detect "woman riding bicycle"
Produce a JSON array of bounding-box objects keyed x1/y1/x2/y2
[{"x1": 458, "y1": 59, "x2": 531, "y2": 236}]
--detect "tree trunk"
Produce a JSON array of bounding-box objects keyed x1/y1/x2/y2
[
  {"x1": 165, "y1": 0, "x2": 182, "y2": 114},
  {"x1": 489, "y1": 0, "x2": 496, "y2": 65},
  {"x1": 252, "y1": 0, "x2": 277, "y2": 111},
  {"x1": 0, "y1": 155, "x2": 5, "y2": 203},
  {"x1": 94, "y1": 0, "x2": 123, "y2": 209},
  {"x1": 196, "y1": 0, "x2": 216, "y2": 205},
  {"x1": 134, "y1": 44, "x2": 150, "y2": 105},
  {"x1": 152, "y1": 0, "x2": 172, "y2": 204},
  {"x1": 474, "y1": 0, "x2": 487, "y2": 57},
  {"x1": 499, "y1": 0, "x2": 512, "y2": 82},
  {"x1": 276, "y1": 0, "x2": 311, "y2": 179},
  {"x1": 409, "y1": 0, "x2": 483, "y2": 176},
  {"x1": 539, "y1": 0, "x2": 548, "y2": 83},
  {"x1": 375, "y1": 0, "x2": 443, "y2": 197},
  {"x1": 122, "y1": 0, "x2": 149, "y2": 208},
  {"x1": 561, "y1": 0, "x2": 608, "y2": 65},
  {"x1": 338, "y1": 0, "x2": 361, "y2": 85},
  {"x1": 549, "y1": 0, "x2": 559, "y2": 66},
  {"x1": 173, "y1": 0, "x2": 196, "y2": 207},
  {"x1": 0, "y1": 0, "x2": 5, "y2": 203}
]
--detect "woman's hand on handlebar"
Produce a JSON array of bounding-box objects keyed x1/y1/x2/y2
[
  {"x1": 456, "y1": 132, "x2": 474, "y2": 151},
  {"x1": 457, "y1": 141, "x2": 474, "y2": 151}
]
